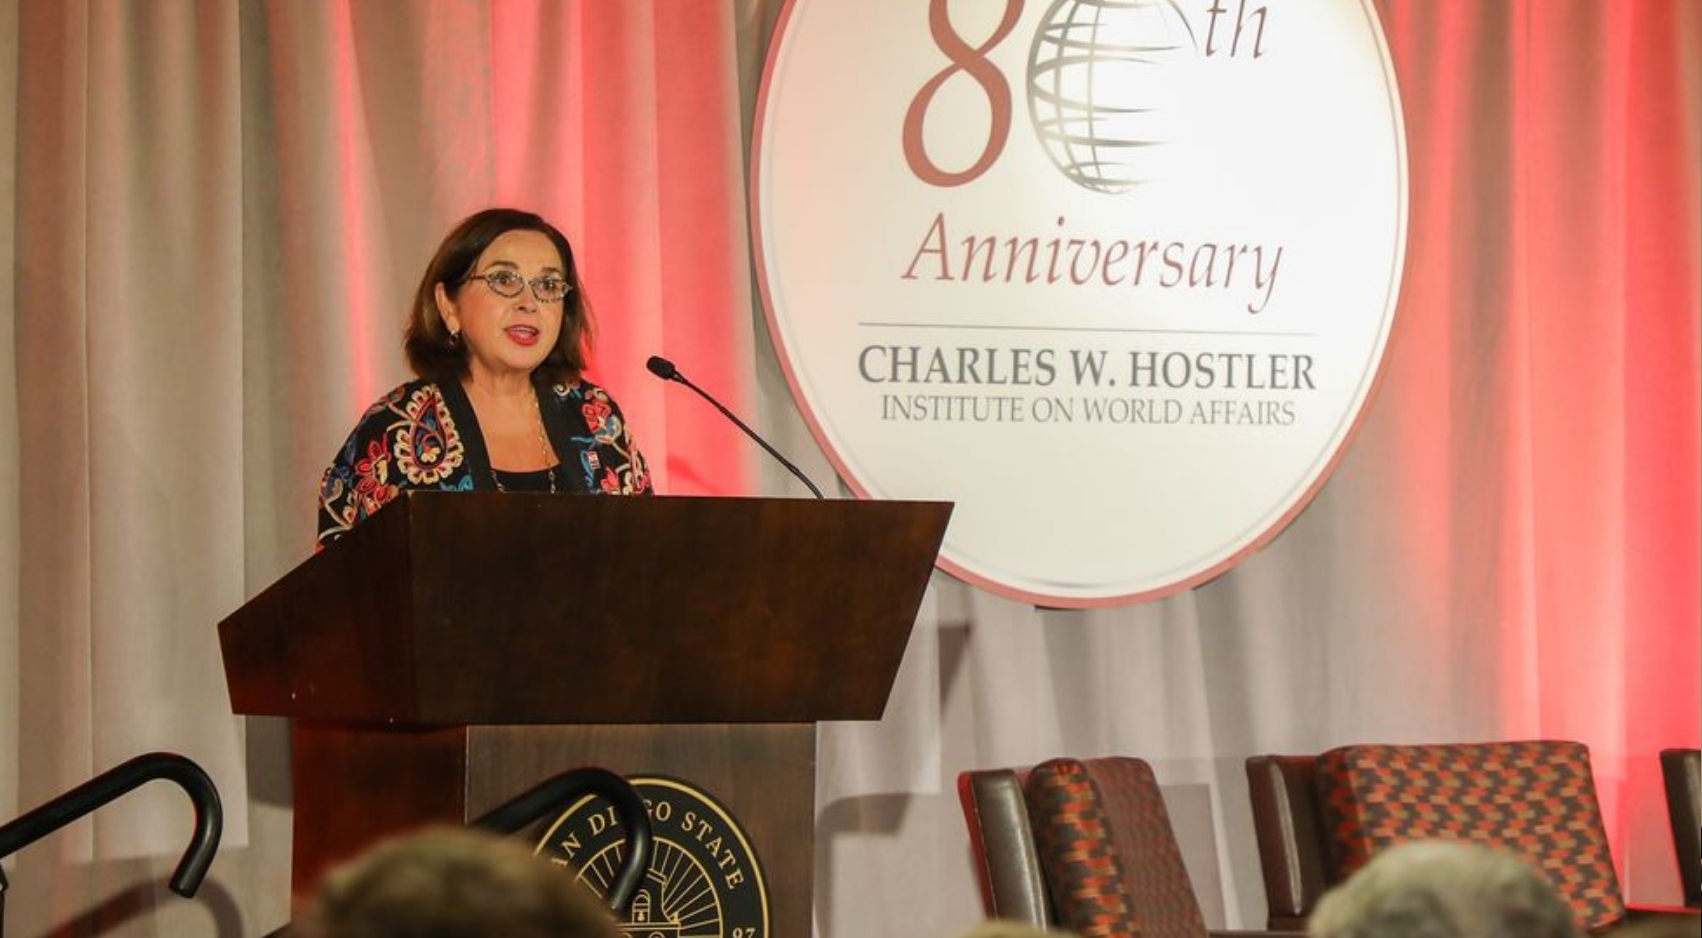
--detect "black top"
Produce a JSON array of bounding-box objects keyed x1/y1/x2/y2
[{"x1": 489, "y1": 465, "x2": 560, "y2": 494}]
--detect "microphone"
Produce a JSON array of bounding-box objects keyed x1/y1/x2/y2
[{"x1": 646, "y1": 355, "x2": 825, "y2": 499}]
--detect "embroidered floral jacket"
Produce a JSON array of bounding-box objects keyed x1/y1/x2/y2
[{"x1": 317, "y1": 377, "x2": 650, "y2": 548}]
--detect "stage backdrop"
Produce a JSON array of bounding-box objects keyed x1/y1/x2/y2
[{"x1": 0, "y1": 1, "x2": 1695, "y2": 936}]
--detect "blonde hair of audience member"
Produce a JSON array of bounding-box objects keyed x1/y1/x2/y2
[
  {"x1": 300, "y1": 826, "x2": 619, "y2": 938},
  {"x1": 1308, "y1": 841, "x2": 1579, "y2": 938}
]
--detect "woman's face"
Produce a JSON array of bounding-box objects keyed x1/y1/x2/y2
[{"x1": 436, "y1": 229, "x2": 567, "y2": 386}]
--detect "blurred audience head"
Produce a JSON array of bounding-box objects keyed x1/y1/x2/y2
[
  {"x1": 1309, "y1": 841, "x2": 1579, "y2": 938},
  {"x1": 300, "y1": 826, "x2": 618, "y2": 938}
]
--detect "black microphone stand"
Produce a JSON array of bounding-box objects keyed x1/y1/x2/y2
[{"x1": 647, "y1": 356, "x2": 825, "y2": 499}]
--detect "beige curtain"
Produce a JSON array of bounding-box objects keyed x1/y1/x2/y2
[
  {"x1": 8, "y1": 0, "x2": 258, "y2": 932},
  {"x1": 2, "y1": 2, "x2": 1697, "y2": 937}
]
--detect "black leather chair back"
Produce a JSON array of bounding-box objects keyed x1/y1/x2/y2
[
  {"x1": 1662, "y1": 748, "x2": 1701, "y2": 909},
  {"x1": 957, "y1": 768, "x2": 1050, "y2": 927}
]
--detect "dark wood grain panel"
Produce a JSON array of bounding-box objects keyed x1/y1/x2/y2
[
  {"x1": 221, "y1": 494, "x2": 950, "y2": 724},
  {"x1": 290, "y1": 722, "x2": 468, "y2": 895}
]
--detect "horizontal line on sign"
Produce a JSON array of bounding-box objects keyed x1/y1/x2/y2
[{"x1": 855, "y1": 321, "x2": 1315, "y2": 338}]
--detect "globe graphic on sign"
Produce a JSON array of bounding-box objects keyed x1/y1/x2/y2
[{"x1": 1027, "y1": 0, "x2": 1198, "y2": 193}]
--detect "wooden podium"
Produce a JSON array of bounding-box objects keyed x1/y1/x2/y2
[{"x1": 218, "y1": 492, "x2": 950, "y2": 934}]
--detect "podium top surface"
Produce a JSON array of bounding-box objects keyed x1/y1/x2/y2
[{"x1": 219, "y1": 493, "x2": 950, "y2": 725}]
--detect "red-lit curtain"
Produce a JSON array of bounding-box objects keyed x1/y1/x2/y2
[
  {"x1": 1365, "y1": 0, "x2": 1701, "y2": 850},
  {"x1": 2, "y1": 1, "x2": 763, "y2": 934},
  {"x1": 0, "y1": 1, "x2": 1695, "y2": 937},
  {"x1": 242, "y1": 0, "x2": 759, "y2": 551}
]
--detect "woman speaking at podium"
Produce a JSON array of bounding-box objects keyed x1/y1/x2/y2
[{"x1": 316, "y1": 208, "x2": 650, "y2": 548}]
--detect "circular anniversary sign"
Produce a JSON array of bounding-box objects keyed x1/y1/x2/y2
[{"x1": 753, "y1": 0, "x2": 1407, "y2": 606}]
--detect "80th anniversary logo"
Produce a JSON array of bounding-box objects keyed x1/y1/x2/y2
[{"x1": 754, "y1": 0, "x2": 1407, "y2": 606}]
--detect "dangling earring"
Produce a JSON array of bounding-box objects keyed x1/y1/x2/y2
[{"x1": 448, "y1": 330, "x2": 461, "y2": 347}]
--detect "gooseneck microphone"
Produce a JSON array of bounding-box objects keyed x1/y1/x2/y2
[{"x1": 646, "y1": 355, "x2": 825, "y2": 499}]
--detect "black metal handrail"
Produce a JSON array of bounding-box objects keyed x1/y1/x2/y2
[
  {"x1": 473, "y1": 765, "x2": 654, "y2": 914},
  {"x1": 0, "y1": 752, "x2": 222, "y2": 899}
]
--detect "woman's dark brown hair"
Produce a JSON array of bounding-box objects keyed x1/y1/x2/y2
[{"x1": 404, "y1": 208, "x2": 593, "y2": 385}]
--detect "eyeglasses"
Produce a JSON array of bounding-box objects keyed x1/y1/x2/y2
[{"x1": 463, "y1": 269, "x2": 573, "y2": 304}]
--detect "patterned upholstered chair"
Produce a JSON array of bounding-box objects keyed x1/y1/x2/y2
[
  {"x1": 959, "y1": 756, "x2": 1267, "y2": 938},
  {"x1": 1246, "y1": 740, "x2": 1699, "y2": 933},
  {"x1": 1661, "y1": 748, "x2": 1701, "y2": 909}
]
